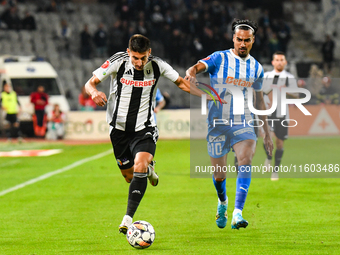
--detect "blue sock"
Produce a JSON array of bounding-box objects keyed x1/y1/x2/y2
[
  {"x1": 212, "y1": 176, "x2": 227, "y2": 202},
  {"x1": 235, "y1": 165, "x2": 252, "y2": 211}
]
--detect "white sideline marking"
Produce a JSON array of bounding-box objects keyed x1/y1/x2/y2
[
  {"x1": 0, "y1": 159, "x2": 22, "y2": 168},
  {"x1": 0, "y1": 150, "x2": 112, "y2": 197}
]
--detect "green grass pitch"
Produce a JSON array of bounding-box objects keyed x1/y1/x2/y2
[{"x1": 0, "y1": 137, "x2": 339, "y2": 254}]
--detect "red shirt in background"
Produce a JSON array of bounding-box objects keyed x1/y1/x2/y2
[
  {"x1": 79, "y1": 93, "x2": 96, "y2": 110},
  {"x1": 30, "y1": 92, "x2": 49, "y2": 110}
]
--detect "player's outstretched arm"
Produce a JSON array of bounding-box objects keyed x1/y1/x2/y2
[
  {"x1": 181, "y1": 62, "x2": 227, "y2": 103},
  {"x1": 256, "y1": 91, "x2": 274, "y2": 156},
  {"x1": 84, "y1": 75, "x2": 107, "y2": 107}
]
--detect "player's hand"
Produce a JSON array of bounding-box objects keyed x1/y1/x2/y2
[
  {"x1": 207, "y1": 95, "x2": 227, "y2": 104},
  {"x1": 91, "y1": 91, "x2": 107, "y2": 107},
  {"x1": 263, "y1": 134, "x2": 274, "y2": 156},
  {"x1": 184, "y1": 67, "x2": 196, "y2": 81}
]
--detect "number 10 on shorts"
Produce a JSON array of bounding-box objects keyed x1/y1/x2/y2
[{"x1": 208, "y1": 142, "x2": 223, "y2": 157}]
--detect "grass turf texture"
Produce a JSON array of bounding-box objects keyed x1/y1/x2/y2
[{"x1": 0, "y1": 138, "x2": 339, "y2": 254}]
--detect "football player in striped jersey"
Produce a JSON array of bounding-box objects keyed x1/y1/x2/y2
[
  {"x1": 85, "y1": 34, "x2": 208, "y2": 234},
  {"x1": 262, "y1": 51, "x2": 299, "y2": 181}
]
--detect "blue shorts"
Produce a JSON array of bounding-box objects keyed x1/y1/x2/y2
[{"x1": 207, "y1": 124, "x2": 257, "y2": 158}]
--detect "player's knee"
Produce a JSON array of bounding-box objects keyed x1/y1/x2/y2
[
  {"x1": 237, "y1": 154, "x2": 253, "y2": 165},
  {"x1": 133, "y1": 160, "x2": 149, "y2": 173},
  {"x1": 214, "y1": 177, "x2": 225, "y2": 182}
]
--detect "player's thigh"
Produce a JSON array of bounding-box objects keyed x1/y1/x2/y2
[
  {"x1": 110, "y1": 128, "x2": 134, "y2": 170},
  {"x1": 229, "y1": 125, "x2": 257, "y2": 165},
  {"x1": 5, "y1": 114, "x2": 16, "y2": 126},
  {"x1": 274, "y1": 118, "x2": 288, "y2": 143},
  {"x1": 131, "y1": 127, "x2": 158, "y2": 159}
]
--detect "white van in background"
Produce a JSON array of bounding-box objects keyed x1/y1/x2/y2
[{"x1": 0, "y1": 55, "x2": 70, "y2": 136}]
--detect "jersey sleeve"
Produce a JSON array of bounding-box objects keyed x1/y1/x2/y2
[
  {"x1": 92, "y1": 52, "x2": 124, "y2": 82},
  {"x1": 158, "y1": 59, "x2": 179, "y2": 82},
  {"x1": 261, "y1": 72, "x2": 272, "y2": 94},
  {"x1": 252, "y1": 64, "x2": 264, "y2": 92},
  {"x1": 288, "y1": 73, "x2": 298, "y2": 89},
  {"x1": 198, "y1": 51, "x2": 221, "y2": 74}
]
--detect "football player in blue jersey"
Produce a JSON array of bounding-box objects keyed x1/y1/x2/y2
[{"x1": 185, "y1": 19, "x2": 273, "y2": 230}]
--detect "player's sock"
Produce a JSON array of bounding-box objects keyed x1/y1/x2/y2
[
  {"x1": 212, "y1": 175, "x2": 227, "y2": 203},
  {"x1": 235, "y1": 165, "x2": 251, "y2": 211},
  {"x1": 274, "y1": 149, "x2": 284, "y2": 172},
  {"x1": 263, "y1": 143, "x2": 272, "y2": 160},
  {"x1": 126, "y1": 172, "x2": 148, "y2": 218}
]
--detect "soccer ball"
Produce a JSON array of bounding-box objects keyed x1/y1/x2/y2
[{"x1": 126, "y1": 220, "x2": 155, "y2": 249}]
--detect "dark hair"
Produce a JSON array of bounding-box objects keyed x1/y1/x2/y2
[
  {"x1": 232, "y1": 19, "x2": 258, "y2": 35},
  {"x1": 272, "y1": 51, "x2": 286, "y2": 59},
  {"x1": 129, "y1": 34, "x2": 151, "y2": 53}
]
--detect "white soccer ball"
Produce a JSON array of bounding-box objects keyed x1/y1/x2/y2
[{"x1": 126, "y1": 220, "x2": 155, "y2": 249}]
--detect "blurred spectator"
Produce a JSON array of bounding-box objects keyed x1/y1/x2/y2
[
  {"x1": 162, "y1": 91, "x2": 171, "y2": 109},
  {"x1": 21, "y1": 11, "x2": 36, "y2": 30},
  {"x1": 0, "y1": 81, "x2": 22, "y2": 142},
  {"x1": 93, "y1": 23, "x2": 108, "y2": 58},
  {"x1": 258, "y1": 9, "x2": 271, "y2": 29},
  {"x1": 1, "y1": 5, "x2": 21, "y2": 30},
  {"x1": 116, "y1": 0, "x2": 130, "y2": 21},
  {"x1": 268, "y1": 31, "x2": 280, "y2": 57},
  {"x1": 169, "y1": 29, "x2": 183, "y2": 66},
  {"x1": 136, "y1": 20, "x2": 148, "y2": 37},
  {"x1": 321, "y1": 34, "x2": 335, "y2": 74},
  {"x1": 274, "y1": 19, "x2": 291, "y2": 53},
  {"x1": 46, "y1": 104, "x2": 66, "y2": 140},
  {"x1": 308, "y1": 64, "x2": 324, "y2": 98},
  {"x1": 79, "y1": 86, "x2": 96, "y2": 111},
  {"x1": 297, "y1": 79, "x2": 308, "y2": 101},
  {"x1": 80, "y1": 24, "x2": 92, "y2": 59},
  {"x1": 108, "y1": 20, "x2": 125, "y2": 54},
  {"x1": 317, "y1": 76, "x2": 339, "y2": 105},
  {"x1": 55, "y1": 19, "x2": 72, "y2": 57},
  {"x1": 250, "y1": 26, "x2": 264, "y2": 60},
  {"x1": 30, "y1": 85, "x2": 48, "y2": 137}
]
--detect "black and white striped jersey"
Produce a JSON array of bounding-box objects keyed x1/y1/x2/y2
[
  {"x1": 93, "y1": 52, "x2": 179, "y2": 132},
  {"x1": 262, "y1": 69, "x2": 298, "y2": 119}
]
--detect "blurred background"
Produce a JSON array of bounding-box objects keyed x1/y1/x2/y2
[{"x1": 0, "y1": 0, "x2": 339, "y2": 138}]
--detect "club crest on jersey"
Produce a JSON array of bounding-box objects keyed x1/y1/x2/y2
[
  {"x1": 146, "y1": 69, "x2": 151, "y2": 74},
  {"x1": 120, "y1": 77, "x2": 156, "y2": 87},
  {"x1": 101, "y1": 60, "x2": 110, "y2": 69}
]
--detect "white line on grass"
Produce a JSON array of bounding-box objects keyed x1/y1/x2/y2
[
  {"x1": 0, "y1": 149, "x2": 112, "y2": 197},
  {"x1": 0, "y1": 159, "x2": 22, "y2": 168}
]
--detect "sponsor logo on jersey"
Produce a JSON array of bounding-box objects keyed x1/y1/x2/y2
[
  {"x1": 117, "y1": 158, "x2": 130, "y2": 166},
  {"x1": 208, "y1": 135, "x2": 225, "y2": 142},
  {"x1": 120, "y1": 77, "x2": 156, "y2": 87},
  {"x1": 226, "y1": 76, "x2": 253, "y2": 87},
  {"x1": 202, "y1": 56, "x2": 210, "y2": 60},
  {"x1": 125, "y1": 69, "x2": 133, "y2": 75},
  {"x1": 101, "y1": 60, "x2": 110, "y2": 69}
]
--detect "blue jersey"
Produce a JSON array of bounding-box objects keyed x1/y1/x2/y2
[
  {"x1": 199, "y1": 49, "x2": 264, "y2": 127},
  {"x1": 155, "y1": 88, "x2": 164, "y2": 104}
]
